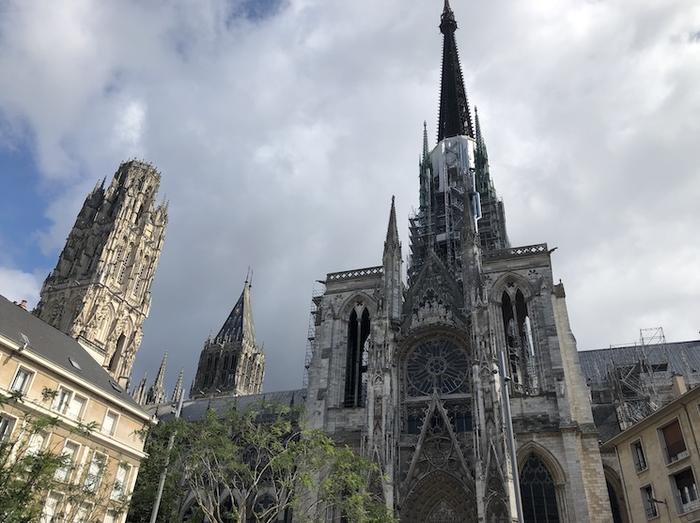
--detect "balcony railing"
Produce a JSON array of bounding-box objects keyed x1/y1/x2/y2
[
  {"x1": 326, "y1": 266, "x2": 383, "y2": 282},
  {"x1": 482, "y1": 243, "x2": 549, "y2": 261}
]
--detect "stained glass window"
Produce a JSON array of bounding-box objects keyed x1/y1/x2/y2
[
  {"x1": 520, "y1": 454, "x2": 560, "y2": 523},
  {"x1": 406, "y1": 339, "x2": 469, "y2": 396}
]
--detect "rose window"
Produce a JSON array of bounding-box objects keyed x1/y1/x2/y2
[{"x1": 406, "y1": 339, "x2": 469, "y2": 396}]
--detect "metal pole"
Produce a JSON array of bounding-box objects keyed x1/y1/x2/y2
[
  {"x1": 149, "y1": 392, "x2": 184, "y2": 523},
  {"x1": 499, "y1": 349, "x2": 524, "y2": 523}
]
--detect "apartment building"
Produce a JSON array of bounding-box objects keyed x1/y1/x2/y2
[
  {"x1": 602, "y1": 377, "x2": 700, "y2": 522},
  {"x1": 0, "y1": 295, "x2": 152, "y2": 522}
]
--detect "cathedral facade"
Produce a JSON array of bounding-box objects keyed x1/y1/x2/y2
[
  {"x1": 34, "y1": 160, "x2": 167, "y2": 386},
  {"x1": 305, "y1": 2, "x2": 612, "y2": 521}
]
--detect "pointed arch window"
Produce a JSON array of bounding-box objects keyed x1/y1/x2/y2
[
  {"x1": 109, "y1": 333, "x2": 127, "y2": 374},
  {"x1": 344, "y1": 307, "x2": 370, "y2": 408},
  {"x1": 520, "y1": 454, "x2": 560, "y2": 523},
  {"x1": 132, "y1": 256, "x2": 150, "y2": 298},
  {"x1": 501, "y1": 288, "x2": 538, "y2": 394},
  {"x1": 117, "y1": 243, "x2": 134, "y2": 286}
]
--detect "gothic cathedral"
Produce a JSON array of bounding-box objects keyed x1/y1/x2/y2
[
  {"x1": 305, "y1": 2, "x2": 611, "y2": 521},
  {"x1": 34, "y1": 160, "x2": 167, "y2": 387}
]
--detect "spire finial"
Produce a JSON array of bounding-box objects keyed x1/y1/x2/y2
[
  {"x1": 474, "y1": 106, "x2": 481, "y2": 138},
  {"x1": 440, "y1": 0, "x2": 457, "y2": 34},
  {"x1": 474, "y1": 106, "x2": 489, "y2": 169},
  {"x1": 422, "y1": 121, "x2": 429, "y2": 162},
  {"x1": 384, "y1": 196, "x2": 399, "y2": 249},
  {"x1": 171, "y1": 369, "x2": 184, "y2": 403}
]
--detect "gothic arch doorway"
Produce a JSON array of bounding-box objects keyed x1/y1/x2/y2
[{"x1": 402, "y1": 471, "x2": 476, "y2": 523}]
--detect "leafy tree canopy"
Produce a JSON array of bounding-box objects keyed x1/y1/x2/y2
[{"x1": 129, "y1": 401, "x2": 395, "y2": 523}]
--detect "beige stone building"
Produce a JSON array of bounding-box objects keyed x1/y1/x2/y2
[
  {"x1": 34, "y1": 160, "x2": 167, "y2": 387},
  {"x1": 0, "y1": 295, "x2": 152, "y2": 522},
  {"x1": 602, "y1": 377, "x2": 700, "y2": 522}
]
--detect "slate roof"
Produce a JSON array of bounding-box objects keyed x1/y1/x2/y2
[
  {"x1": 154, "y1": 389, "x2": 306, "y2": 422},
  {"x1": 214, "y1": 281, "x2": 255, "y2": 344},
  {"x1": 0, "y1": 294, "x2": 143, "y2": 410},
  {"x1": 579, "y1": 340, "x2": 700, "y2": 385}
]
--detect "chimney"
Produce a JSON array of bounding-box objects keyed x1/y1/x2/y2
[{"x1": 672, "y1": 373, "x2": 688, "y2": 398}]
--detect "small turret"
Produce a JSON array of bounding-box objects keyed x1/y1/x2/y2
[
  {"x1": 146, "y1": 353, "x2": 167, "y2": 405},
  {"x1": 131, "y1": 373, "x2": 148, "y2": 405},
  {"x1": 382, "y1": 197, "x2": 402, "y2": 323},
  {"x1": 171, "y1": 369, "x2": 184, "y2": 403}
]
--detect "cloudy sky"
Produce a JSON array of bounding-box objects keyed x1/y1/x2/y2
[{"x1": 1, "y1": 0, "x2": 699, "y2": 396}]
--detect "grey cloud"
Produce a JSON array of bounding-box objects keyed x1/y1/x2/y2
[{"x1": 0, "y1": 0, "x2": 698, "y2": 394}]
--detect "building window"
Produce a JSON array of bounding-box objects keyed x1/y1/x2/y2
[
  {"x1": 0, "y1": 414, "x2": 16, "y2": 441},
  {"x1": 53, "y1": 387, "x2": 71, "y2": 413},
  {"x1": 520, "y1": 454, "x2": 560, "y2": 523},
  {"x1": 41, "y1": 491, "x2": 63, "y2": 523},
  {"x1": 26, "y1": 431, "x2": 46, "y2": 456},
  {"x1": 111, "y1": 462, "x2": 131, "y2": 500},
  {"x1": 501, "y1": 289, "x2": 538, "y2": 394},
  {"x1": 344, "y1": 307, "x2": 370, "y2": 408},
  {"x1": 660, "y1": 420, "x2": 688, "y2": 464},
  {"x1": 10, "y1": 366, "x2": 34, "y2": 394},
  {"x1": 640, "y1": 485, "x2": 658, "y2": 519},
  {"x1": 632, "y1": 440, "x2": 648, "y2": 472},
  {"x1": 102, "y1": 411, "x2": 119, "y2": 436},
  {"x1": 53, "y1": 387, "x2": 87, "y2": 420},
  {"x1": 672, "y1": 468, "x2": 700, "y2": 514},
  {"x1": 76, "y1": 503, "x2": 93, "y2": 523},
  {"x1": 84, "y1": 452, "x2": 107, "y2": 493},
  {"x1": 55, "y1": 441, "x2": 80, "y2": 482}
]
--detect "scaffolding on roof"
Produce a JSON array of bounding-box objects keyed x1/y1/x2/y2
[{"x1": 605, "y1": 327, "x2": 668, "y2": 429}]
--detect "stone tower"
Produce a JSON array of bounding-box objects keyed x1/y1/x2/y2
[
  {"x1": 34, "y1": 160, "x2": 167, "y2": 386},
  {"x1": 190, "y1": 279, "x2": 265, "y2": 398},
  {"x1": 305, "y1": 2, "x2": 611, "y2": 521}
]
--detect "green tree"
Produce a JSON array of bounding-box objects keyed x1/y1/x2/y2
[{"x1": 129, "y1": 402, "x2": 395, "y2": 523}]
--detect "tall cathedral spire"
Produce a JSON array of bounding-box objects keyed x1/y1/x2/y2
[{"x1": 437, "y1": 0, "x2": 474, "y2": 141}]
